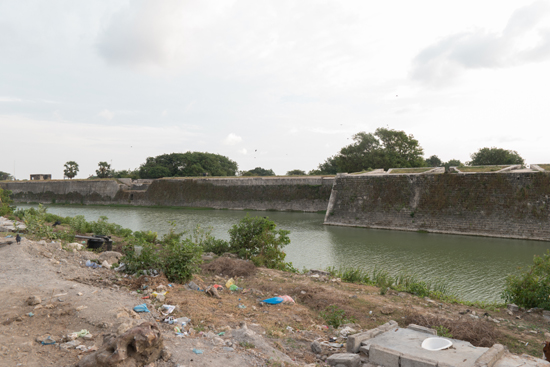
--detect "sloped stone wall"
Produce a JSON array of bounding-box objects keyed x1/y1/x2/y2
[{"x1": 324, "y1": 172, "x2": 550, "y2": 241}]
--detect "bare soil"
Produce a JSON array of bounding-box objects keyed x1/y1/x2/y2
[{"x1": 0, "y1": 234, "x2": 548, "y2": 367}]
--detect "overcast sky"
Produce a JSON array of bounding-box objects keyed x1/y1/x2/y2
[{"x1": 1, "y1": 0, "x2": 549, "y2": 179}]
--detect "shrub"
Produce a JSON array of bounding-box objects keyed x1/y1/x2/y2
[
  {"x1": 502, "y1": 250, "x2": 550, "y2": 310},
  {"x1": 320, "y1": 305, "x2": 357, "y2": 328},
  {"x1": 202, "y1": 237, "x2": 231, "y2": 255},
  {"x1": 161, "y1": 238, "x2": 203, "y2": 283},
  {"x1": 228, "y1": 215, "x2": 292, "y2": 270},
  {"x1": 0, "y1": 188, "x2": 14, "y2": 216}
]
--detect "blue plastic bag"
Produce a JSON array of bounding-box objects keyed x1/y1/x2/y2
[
  {"x1": 133, "y1": 303, "x2": 150, "y2": 313},
  {"x1": 260, "y1": 297, "x2": 284, "y2": 305}
]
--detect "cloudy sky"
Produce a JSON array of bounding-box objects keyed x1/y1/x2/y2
[{"x1": 1, "y1": 0, "x2": 549, "y2": 179}]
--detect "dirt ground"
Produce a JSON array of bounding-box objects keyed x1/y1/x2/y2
[{"x1": 0, "y1": 233, "x2": 549, "y2": 367}]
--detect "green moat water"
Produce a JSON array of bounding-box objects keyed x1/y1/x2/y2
[{"x1": 18, "y1": 204, "x2": 549, "y2": 303}]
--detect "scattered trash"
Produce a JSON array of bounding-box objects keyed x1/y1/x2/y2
[
  {"x1": 41, "y1": 336, "x2": 56, "y2": 345},
  {"x1": 192, "y1": 348, "x2": 203, "y2": 354},
  {"x1": 142, "y1": 296, "x2": 150, "y2": 299},
  {"x1": 213, "y1": 284, "x2": 223, "y2": 290},
  {"x1": 260, "y1": 295, "x2": 295, "y2": 305},
  {"x1": 238, "y1": 304, "x2": 246, "y2": 309},
  {"x1": 218, "y1": 332, "x2": 225, "y2": 336},
  {"x1": 174, "y1": 326, "x2": 181, "y2": 333},
  {"x1": 329, "y1": 337, "x2": 337, "y2": 342},
  {"x1": 186, "y1": 281, "x2": 201, "y2": 291},
  {"x1": 286, "y1": 326, "x2": 294, "y2": 332},
  {"x1": 225, "y1": 278, "x2": 235, "y2": 288},
  {"x1": 162, "y1": 304, "x2": 176, "y2": 315},
  {"x1": 28, "y1": 312, "x2": 34, "y2": 317},
  {"x1": 223, "y1": 347, "x2": 234, "y2": 352},
  {"x1": 76, "y1": 330, "x2": 90, "y2": 338},
  {"x1": 328, "y1": 342, "x2": 343, "y2": 348},
  {"x1": 229, "y1": 284, "x2": 240, "y2": 291},
  {"x1": 168, "y1": 284, "x2": 173, "y2": 287},
  {"x1": 85, "y1": 260, "x2": 101, "y2": 269},
  {"x1": 133, "y1": 304, "x2": 150, "y2": 313}
]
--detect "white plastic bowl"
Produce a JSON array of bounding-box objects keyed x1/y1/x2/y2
[{"x1": 421, "y1": 337, "x2": 453, "y2": 351}]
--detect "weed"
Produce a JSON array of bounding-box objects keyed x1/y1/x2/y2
[
  {"x1": 433, "y1": 326, "x2": 453, "y2": 338},
  {"x1": 239, "y1": 341, "x2": 255, "y2": 349},
  {"x1": 320, "y1": 305, "x2": 357, "y2": 328}
]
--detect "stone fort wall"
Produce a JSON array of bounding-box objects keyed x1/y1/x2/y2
[{"x1": 324, "y1": 172, "x2": 550, "y2": 241}]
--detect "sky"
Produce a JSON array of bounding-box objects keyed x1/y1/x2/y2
[{"x1": 1, "y1": 0, "x2": 549, "y2": 179}]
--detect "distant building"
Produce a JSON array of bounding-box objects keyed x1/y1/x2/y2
[{"x1": 30, "y1": 174, "x2": 52, "y2": 180}]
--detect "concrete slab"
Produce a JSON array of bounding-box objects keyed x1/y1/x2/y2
[
  {"x1": 363, "y1": 328, "x2": 488, "y2": 367},
  {"x1": 493, "y1": 352, "x2": 549, "y2": 367},
  {"x1": 326, "y1": 353, "x2": 361, "y2": 367}
]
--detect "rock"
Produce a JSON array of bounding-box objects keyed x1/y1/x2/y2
[
  {"x1": 543, "y1": 310, "x2": 550, "y2": 321},
  {"x1": 205, "y1": 285, "x2": 221, "y2": 299},
  {"x1": 507, "y1": 304, "x2": 519, "y2": 312},
  {"x1": 101, "y1": 260, "x2": 111, "y2": 269},
  {"x1": 98, "y1": 251, "x2": 123, "y2": 265},
  {"x1": 77, "y1": 322, "x2": 163, "y2": 367},
  {"x1": 380, "y1": 306, "x2": 394, "y2": 315},
  {"x1": 43, "y1": 252, "x2": 53, "y2": 258},
  {"x1": 38, "y1": 240, "x2": 47, "y2": 245},
  {"x1": 26, "y1": 296, "x2": 41, "y2": 306},
  {"x1": 311, "y1": 340, "x2": 322, "y2": 354},
  {"x1": 307, "y1": 269, "x2": 330, "y2": 277},
  {"x1": 60, "y1": 340, "x2": 81, "y2": 349},
  {"x1": 77, "y1": 292, "x2": 83, "y2": 296},
  {"x1": 67, "y1": 242, "x2": 84, "y2": 251}
]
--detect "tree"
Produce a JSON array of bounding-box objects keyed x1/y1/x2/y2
[
  {"x1": 112, "y1": 169, "x2": 140, "y2": 179},
  {"x1": 0, "y1": 171, "x2": 14, "y2": 181},
  {"x1": 443, "y1": 159, "x2": 462, "y2": 170},
  {"x1": 242, "y1": 167, "x2": 275, "y2": 176},
  {"x1": 96, "y1": 162, "x2": 112, "y2": 178},
  {"x1": 139, "y1": 152, "x2": 238, "y2": 179},
  {"x1": 286, "y1": 169, "x2": 306, "y2": 176},
  {"x1": 64, "y1": 161, "x2": 79, "y2": 179},
  {"x1": 313, "y1": 127, "x2": 425, "y2": 173},
  {"x1": 0, "y1": 188, "x2": 14, "y2": 216},
  {"x1": 425, "y1": 155, "x2": 442, "y2": 167},
  {"x1": 468, "y1": 147, "x2": 524, "y2": 166}
]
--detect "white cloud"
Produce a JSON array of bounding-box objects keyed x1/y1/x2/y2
[
  {"x1": 223, "y1": 133, "x2": 243, "y2": 146},
  {"x1": 239, "y1": 148, "x2": 247, "y2": 155},
  {"x1": 0, "y1": 96, "x2": 22, "y2": 102},
  {"x1": 161, "y1": 109, "x2": 168, "y2": 117},
  {"x1": 410, "y1": 1, "x2": 550, "y2": 86},
  {"x1": 98, "y1": 109, "x2": 114, "y2": 120}
]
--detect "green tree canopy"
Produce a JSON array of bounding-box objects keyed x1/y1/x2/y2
[
  {"x1": 425, "y1": 155, "x2": 442, "y2": 167},
  {"x1": 64, "y1": 161, "x2": 79, "y2": 179},
  {"x1": 468, "y1": 147, "x2": 524, "y2": 166},
  {"x1": 0, "y1": 171, "x2": 14, "y2": 181},
  {"x1": 313, "y1": 128, "x2": 425, "y2": 173},
  {"x1": 96, "y1": 162, "x2": 112, "y2": 178},
  {"x1": 242, "y1": 167, "x2": 275, "y2": 176},
  {"x1": 138, "y1": 152, "x2": 238, "y2": 179},
  {"x1": 286, "y1": 169, "x2": 306, "y2": 176},
  {"x1": 112, "y1": 169, "x2": 140, "y2": 179}
]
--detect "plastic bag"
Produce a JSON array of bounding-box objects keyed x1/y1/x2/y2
[
  {"x1": 133, "y1": 304, "x2": 150, "y2": 313},
  {"x1": 225, "y1": 278, "x2": 235, "y2": 288},
  {"x1": 260, "y1": 297, "x2": 284, "y2": 305}
]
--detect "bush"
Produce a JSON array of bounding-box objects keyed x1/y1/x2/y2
[
  {"x1": 161, "y1": 238, "x2": 203, "y2": 283},
  {"x1": 228, "y1": 215, "x2": 292, "y2": 270},
  {"x1": 202, "y1": 237, "x2": 231, "y2": 255},
  {"x1": 320, "y1": 305, "x2": 357, "y2": 328},
  {"x1": 502, "y1": 251, "x2": 550, "y2": 310},
  {"x1": 0, "y1": 188, "x2": 14, "y2": 216}
]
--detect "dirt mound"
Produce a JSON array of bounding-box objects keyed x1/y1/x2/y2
[
  {"x1": 201, "y1": 257, "x2": 256, "y2": 278},
  {"x1": 404, "y1": 313, "x2": 501, "y2": 347}
]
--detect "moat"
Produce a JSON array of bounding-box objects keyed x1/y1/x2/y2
[{"x1": 17, "y1": 204, "x2": 549, "y2": 303}]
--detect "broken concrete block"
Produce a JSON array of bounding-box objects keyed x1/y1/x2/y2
[
  {"x1": 406, "y1": 324, "x2": 437, "y2": 335},
  {"x1": 400, "y1": 353, "x2": 437, "y2": 367},
  {"x1": 369, "y1": 345, "x2": 401, "y2": 367},
  {"x1": 326, "y1": 353, "x2": 361, "y2": 367},
  {"x1": 507, "y1": 304, "x2": 519, "y2": 312},
  {"x1": 474, "y1": 344, "x2": 505, "y2": 367},
  {"x1": 346, "y1": 331, "x2": 372, "y2": 353}
]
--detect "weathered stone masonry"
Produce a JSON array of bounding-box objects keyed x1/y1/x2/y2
[
  {"x1": 324, "y1": 172, "x2": 550, "y2": 241},
  {"x1": 2, "y1": 172, "x2": 549, "y2": 240}
]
